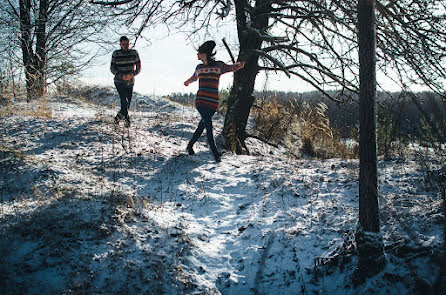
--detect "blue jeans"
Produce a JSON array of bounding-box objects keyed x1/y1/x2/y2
[
  {"x1": 115, "y1": 82, "x2": 133, "y2": 118},
  {"x1": 189, "y1": 107, "x2": 218, "y2": 154}
]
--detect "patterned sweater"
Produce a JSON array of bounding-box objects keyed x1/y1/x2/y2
[
  {"x1": 110, "y1": 49, "x2": 141, "y2": 85},
  {"x1": 186, "y1": 61, "x2": 242, "y2": 111}
]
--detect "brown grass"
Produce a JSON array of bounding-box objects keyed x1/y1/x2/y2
[
  {"x1": 253, "y1": 98, "x2": 358, "y2": 159},
  {"x1": 1, "y1": 84, "x2": 52, "y2": 118},
  {"x1": 0, "y1": 97, "x2": 52, "y2": 118},
  {"x1": 0, "y1": 146, "x2": 28, "y2": 162},
  {"x1": 297, "y1": 101, "x2": 357, "y2": 159},
  {"x1": 253, "y1": 97, "x2": 296, "y2": 143}
]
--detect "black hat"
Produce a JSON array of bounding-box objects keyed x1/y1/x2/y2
[{"x1": 198, "y1": 40, "x2": 216, "y2": 54}]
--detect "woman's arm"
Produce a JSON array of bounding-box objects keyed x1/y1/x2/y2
[
  {"x1": 184, "y1": 67, "x2": 198, "y2": 86},
  {"x1": 221, "y1": 62, "x2": 245, "y2": 74}
]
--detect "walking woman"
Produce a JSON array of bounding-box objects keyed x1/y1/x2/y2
[{"x1": 184, "y1": 40, "x2": 245, "y2": 162}]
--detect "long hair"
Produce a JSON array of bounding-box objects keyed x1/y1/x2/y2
[
  {"x1": 198, "y1": 40, "x2": 217, "y2": 65},
  {"x1": 206, "y1": 52, "x2": 217, "y2": 66}
]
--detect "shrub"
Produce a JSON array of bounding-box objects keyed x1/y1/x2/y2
[
  {"x1": 294, "y1": 101, "x2": 356, "y2": 159},
  {"x1": 252, "y1": 96, "x2": 296, "y2": 143},
  {"x1": 253, "y1": 97, "x2": 357, "y2": 159}
]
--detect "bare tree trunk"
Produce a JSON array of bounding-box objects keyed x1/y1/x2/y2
[
  {"x1": 19, "y1": 0, "x2": 50, "y2": 100},
  {"x1": 9, "y1": 58, "x2": 17, "y2": 101},
  {"x1": 0, "y1": 68, "x2": 3, "y2": 97},
  {"x1": 355, "y1": 0, "x2": 385, "y2": 283},
  {"x1": 19, "y1": 0, "x2": 37, "y2": 101},
  {"x1": 19, "y1": 0, "x2": 33, "y2": 99},
  {"x1": 222, "y1": 0, "x2": 270, "y2": 154},
  {"x1": 35, "y1": 0, "x2": 48, "y2": 97}
]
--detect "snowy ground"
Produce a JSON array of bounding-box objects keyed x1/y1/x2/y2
[{"x1": 0, "y1": 88, "x2": 444, "y2": 294}]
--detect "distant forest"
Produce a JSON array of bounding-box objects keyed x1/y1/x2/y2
[{"x1": 166, "y1": 90, "x2": 446, "y2": 141}]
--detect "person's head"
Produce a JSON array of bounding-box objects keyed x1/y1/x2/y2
[
  {"x1": 197, "y1": 40, "x2": 216, "y2": 65},
  {"x1": 120, "y1": 36, "x2": 130, "y2": 51}
]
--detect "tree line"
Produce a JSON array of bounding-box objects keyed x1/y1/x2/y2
[{"x1": 169, "y1": 89, "x2": 446, "y2": 145}]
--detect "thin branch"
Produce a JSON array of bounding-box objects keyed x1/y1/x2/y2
[
  {"x1": 249, "y1": 49, "x2": 291, "y2": 78},
  {"x1": 90, "y1": 0, "x2": 136, "y2": 5}
]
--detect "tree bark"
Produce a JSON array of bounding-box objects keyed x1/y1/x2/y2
[
  {"x1": 222, "y1": 0, "x2": 270, "y2": 154},
  {"x1": 355, "y1": 0, "x2": 385, "y2": 282},
  {"x1": 19, "y1": 0, "x2": 36, "y2": 101},
  {"x1": 358, "y1": 0, "x2": 379, "y2": 237},
  {"x1": 35, "y1": 0, "x2": 48, "y2": 97}
]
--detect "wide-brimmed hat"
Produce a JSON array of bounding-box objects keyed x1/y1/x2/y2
[{"x1": 198, "y1": 40, "x2": 216, "y2": 54}]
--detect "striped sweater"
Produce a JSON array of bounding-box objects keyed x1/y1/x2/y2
[
  {"x1": 186, "y1": 61, "x2": 242, "y2": 111},
  {"x1": 110, "y1": 49, "x2": 141, "y2": 85}
]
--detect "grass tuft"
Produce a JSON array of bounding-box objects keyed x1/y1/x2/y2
[{"x1": 253, "y1": 97, "x2": 357, "y2": 159}]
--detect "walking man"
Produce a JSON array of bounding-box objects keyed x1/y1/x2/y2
[{"x1": 110, "y1": 36, "x2": 141, "y2": 127}]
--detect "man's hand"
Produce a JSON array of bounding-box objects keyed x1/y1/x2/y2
[{"x1": 123, "y1": 73, "x2": 134, "y2": 81}]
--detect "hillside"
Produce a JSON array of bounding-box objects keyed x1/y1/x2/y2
[{"x1": 0, "y1": 88, "x2": 444, "y2": 294}]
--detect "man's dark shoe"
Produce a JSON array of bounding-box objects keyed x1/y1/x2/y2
[
  {"x1": 115, "y1": 113, "x2": 124, "y2": 124},
  {"x1": 124, "y1": 117, "x2": 131, "y2": 127},
  {"x1": 186, "y1": 145, "x2": 195, "y2": 155}
]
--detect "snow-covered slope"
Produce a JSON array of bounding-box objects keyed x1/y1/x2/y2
[{"x1": 0, "y1": 89, "x2": 444, "y2": 294}]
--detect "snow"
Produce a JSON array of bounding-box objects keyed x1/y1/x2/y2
[{"x1": 0, "y1": 88, "x2": 444, "y2": 294}]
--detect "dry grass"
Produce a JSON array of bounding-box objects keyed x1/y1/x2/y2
[
  {"x1": 0, "y1": 97, "x2": 52, "y2": 118},
  {"x1": 296, "y1": 101, "x2": 357, "y2": 159},
  {"x1": 1, "y1": 84, "x2": 52, "y2": 119},
  {"x1": 0, "y1": 83, "x2": 27, "y2": 101},
  {"x1": 253, "y1": 97, "x2": 296, "y2": 143},
  {"x1": 0, "y1": 146, "x2": 29, "y2": 162},
  {"x1": 253, "y1": 98, "x2": 358, "y2": 159}
]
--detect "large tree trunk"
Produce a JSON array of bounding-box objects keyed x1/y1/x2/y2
[
  {"x1": 355, "y1": 0, "x2": 385, "y2": 283},
  {"x1": 19, "y1": 0, "x2": 47, "y2": 101},
  {"x1": 35, "y1": 0, "x2": 48, "y2": 97},
  {"x1": 19, "y1": 0, "x2": 36, "y2": 101},
  {"x1": 222, "y1": 0, "x2": 270, "y2": 154}
]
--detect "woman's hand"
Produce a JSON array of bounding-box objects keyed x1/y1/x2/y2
[
  {"x1": 184, "y1": 81, "x2": 189, "y2": 86},
  {"x1": 235, "y1": 62, "x2": 245, "y2": 70}
]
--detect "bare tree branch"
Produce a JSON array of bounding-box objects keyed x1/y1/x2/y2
[
  {"x1": 90, "y1": 0, "x2": 135, "y2": 5},
  {"x1": 249, "y1": 49, "x2": 291, "y2": 78}
]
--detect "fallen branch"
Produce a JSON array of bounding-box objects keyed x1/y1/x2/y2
[{"x1": 245, "y1": 133, "x2": 279, "y2": 148}]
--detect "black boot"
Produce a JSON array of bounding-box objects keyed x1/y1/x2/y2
[
  {"x1": 186, "y1": 144, "x2": 195, "y2": 155},
  {"x1": 212, "y1": 150, "x2": 221, "y2": 163}
]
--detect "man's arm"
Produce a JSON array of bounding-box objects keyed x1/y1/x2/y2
[
  {"x1": 110, "y1": 51, "x2": 118, "y2": 75},
  {"x1": 134, "y1": 51, "x2": 141, "y2": 76}
]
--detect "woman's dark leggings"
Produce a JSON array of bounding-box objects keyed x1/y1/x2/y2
[{"x1": 189, "y1": 107, "x2": 218, "y2": 153}]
